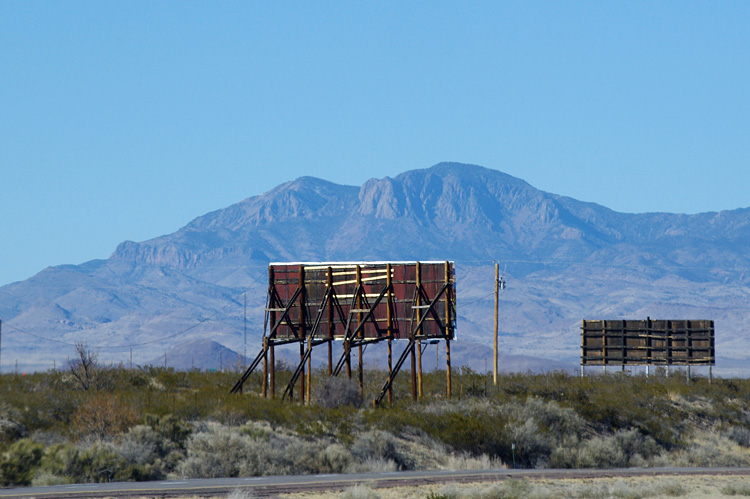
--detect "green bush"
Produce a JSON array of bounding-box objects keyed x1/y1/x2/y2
[
  {"x1": 76, "y1": 444, "x2": 125, "y2": 482},
  {"x1": 144, "y1": 413, "x2": 191, "y2": 451},
  {"x1": 177, "y1": 421, "x2": 355, "y2": 479},
  {"x1": 0, "y1": 439, "x2": 44, "y2": 486},
  {"x1": 315, "y1": 377, "x2": 363, "y2": 408},
  {"x1": 350, "y1": 430, "x2": 405, "y2": 470},
  {"x1": 38, "y1": 441, "x2": 146, "y2": 483},
  {"x1": 38, "y1": 443, "x2": 83, "y2": 484},
  {"x1": 0, "y1": 402, "x2": 27, "y2": 446}
]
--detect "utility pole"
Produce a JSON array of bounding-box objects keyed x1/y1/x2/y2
[
  {"x1": 243, "y1": 292, "x2": 247, "y2": 365},
  {"x1": 494, "y1": 263, "x2": 499, "y2": 385},
  {"x1": 493, "y1": 262, "x2": 505, "y2": 385}
]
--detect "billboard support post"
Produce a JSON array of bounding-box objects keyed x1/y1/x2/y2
[
  {"x1": 416, "y1": 262, "x2": 423, "y2": 399},
  {"x1": 269, "y1": 344, "x2": 275, "y2": 398},
  {"x1": 269, "y1": 266, "x2": 276, "y2": 399},
  {"x1": 327, "y1": 267, "x2": 334, "y2": 376},
  {"x1": 298, "y1": 266, "x2": 306, "y2": 403},
  {"x1": 386, "y1": 263, "x2": 393, "y2": 404},
  {"x1": 306, "y1": 335, "x2": 312, "y2": 405},
  {"x1": 356, "y1": 265, "x2": 364, "y2": 397},
  {"x1": 262, "y1": 337, "x2": 268, "y2": 398},
  {"x1": 445, "y1": 260, "x2": 452, "y2": 399}
]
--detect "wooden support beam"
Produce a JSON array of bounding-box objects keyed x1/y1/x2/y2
[
  {"x1": 416, "y1": 262, "x2": 423, "y2": 399},
  {"x1": 299, "y1": 266, "x2": 306, "y2": 403},
  {"x1": 268, "y1": 266, "x2": 276, "y2": 398},
  {"x1": 229, "y1": 346, "x2": 268, "y2": 394},
  {"x1": 306, "y1": 335, "x2": 312, "y2": 405},
  {"x1": 268, "y1": 343, "x2": 276, "y2": 399},
  {"x1": 262, "y1": 337, "x2": 268, "y2": 398},
  {"x1": 357, "y1": 265, "x2": 364, "y2": 397},
  {"x1": 387, "y1": 263, "x2": 393, "y2": 405},
  {"x1": 327, "y1": 266, "x2": 334, "y2": 377},
  {"x1": 445, "y1": 261, "x2": 452, "y2": 400}
]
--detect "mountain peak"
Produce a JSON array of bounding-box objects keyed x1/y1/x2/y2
[{"x1": 4, "y1": 162, "x2": 750, "y2": 374}]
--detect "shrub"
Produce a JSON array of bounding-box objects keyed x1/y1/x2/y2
[
  {"x1": 179, "y1": 423, "x2": 249, "y2": 478},
  {"x1": 575, "y1": 434, "x2": 627, "y2": 469},
  {"x1": 439, "y1": 453, "x2": 500, "y2": 470},
  {"x1": 430, "y1": 479, "x2": 532, "y2": 499},
  {"x1": 657, "y1": 479, "x2": 686, "y2": 497},
  {"x1": 0, "y1": 439, "x2": 44, "y2": 486},
  {"x1": 38, "y1": 441, "x2": 143, "y2": 483},
  {"x1": 178, "y1": 422, "x2": 354, "y2": 479},
  {"x1": 672, "y1": 430, "x2": 750, "y2": 467},
  {"x1": 38, "y1": 443, "x2": 83, "y2": 484},
  {"x1": 720, "y1": 482, "x2": 750, "y2": 496},
  {"x1": 315, "y1": 377, "x2": 363, "y2": 409},
  {"x1": 0, "y1": 402, "x2": 27, "y2": 446},
  {"x1": 226, "y1": 489, "x2": 257, "y2": 499},
  {"x1": 550, "y1": 428, "x2": 660, "y2": 469},
  {"x1": 350, "y1": 430, "x2": 404, "y2": 470},
  {"x1": 76, "y1": 444, "x2": 125, "y2": 482},
  {"x1": 341, "y1": 484, "x2": 381, "y2": 499},
  {"x1": 114, "y1": 425, "x2": 160, "y2": 466},
  {"x1": 726, "y1": 425, "x2": 750, "y2": 447},
  {"x1": 9, "y1": 366, "x2": 750, "y2": 485},
  {"x1": 144, "y1": 414, "x2": 192, "y2": 450},
  {"x1": 71, "y1": 394, "x2": 139, "y2": 440},
  {"x1": 505, "y1": 418, "x2": 552, "y2": 468},
  {"x1": 31, "y1": 469, "x2": 70, "y2": 486}
]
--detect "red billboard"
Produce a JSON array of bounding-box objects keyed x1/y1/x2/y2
[{"x1": 266, "y1": 261, "x2": 455, "y2": 342}]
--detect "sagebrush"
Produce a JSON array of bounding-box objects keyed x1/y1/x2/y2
[{"x1": 1, "y1": 366, "x2": 749, "y2": 487}]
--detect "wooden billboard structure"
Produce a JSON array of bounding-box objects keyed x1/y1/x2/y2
[
  {"x1": 231, "y1": 261, "x2": 456, "y2": 405},
  {"x1": 581, "y1": 318, "x2": 715, "y2": 376}
]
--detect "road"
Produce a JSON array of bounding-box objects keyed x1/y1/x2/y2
[{"x1": 2, "y1": 467, "x2": 750, "y2": 498}]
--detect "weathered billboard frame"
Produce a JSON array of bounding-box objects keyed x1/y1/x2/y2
[
  {"x1": 231, "y1": 261, "x2": 456, "y2": 405},
  {"x1": 581, "y1": 318, "x2": 715, "y2": 376}
]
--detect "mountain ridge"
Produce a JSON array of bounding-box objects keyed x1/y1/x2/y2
[{"x1": 2, "y1": 162, "x2": 749, "y2": 374}]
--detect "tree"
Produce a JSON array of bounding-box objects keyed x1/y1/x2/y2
[{"x1": 68, "y1": 343, "x2": 99, "y2": 391}]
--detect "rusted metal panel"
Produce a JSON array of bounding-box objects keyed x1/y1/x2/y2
[
  {"x1": 581, "y1": 319, "x2": 714, "y2": 366},
  {"x1": 267, "y1": 261, "x2": 456, "y2": 341}
]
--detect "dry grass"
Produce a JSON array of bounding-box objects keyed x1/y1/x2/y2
[
  {"x1": 67, "y1": 474, "x2": 750, "y2": 499},
  {"x1": 277, "y1": 474, "x2": 750, "y2": 499}
]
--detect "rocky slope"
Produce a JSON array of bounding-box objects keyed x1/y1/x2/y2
[{"x1": 2, "y1": 163, "x2": 749, "y2": 374}]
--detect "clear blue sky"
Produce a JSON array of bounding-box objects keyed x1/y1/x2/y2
[{"x1": 2, "y1": 1, "x2": 749, "y2": 286}]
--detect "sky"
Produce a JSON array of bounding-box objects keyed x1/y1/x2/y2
[{"x1": 1, "y1": 1, "x2": 749, "y2": 287}]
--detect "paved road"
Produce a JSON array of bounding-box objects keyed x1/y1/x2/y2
[{"x1": 2, "y1": 467, "x2": 750, "y2": 498}]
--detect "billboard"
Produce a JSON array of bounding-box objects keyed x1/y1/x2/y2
[
  {"x1": 581, "y1": 319, "x2": 715, "y2": 366},
  {"x1": 266, "y1": 261, "x2": 455, "y2": 342}
]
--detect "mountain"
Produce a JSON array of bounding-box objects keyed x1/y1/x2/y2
[
  {"x1": 2, "y1": 163, "x2": 750, "y2": 375},
  {"x1": 146, "y1": 339, "x2": 248, "y2": 371}
]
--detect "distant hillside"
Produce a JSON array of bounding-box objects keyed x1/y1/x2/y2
[
  {"x1": 2, "y1": 163, "x2": 749, "y2": 375},
  {"x1": 147, "y1": 339, "x2": 248, "y2": 371}
]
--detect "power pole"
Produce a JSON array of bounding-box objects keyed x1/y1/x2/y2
[
  {"x1": 493, "y1": 262, "x2": 505, "y2": 385},
  {"x1": 243, "y1": 292, "x2": 247, "y2": 365},
  {"x1": 493, "y1": 263, "x2": 499, "y2": 385}
]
